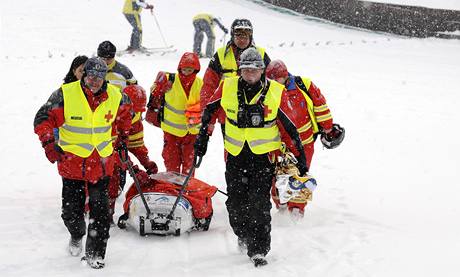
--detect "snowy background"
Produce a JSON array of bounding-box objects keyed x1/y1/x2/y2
[{"x1": 1, "y1": 0, "x2": 460, "y2": 276}]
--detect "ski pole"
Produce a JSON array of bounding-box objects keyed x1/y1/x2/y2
[
  {"x1": 217, "y1": 189, "x2": 228, "y2": 196},
  {"x1": 165, "y1": 155, "x2": 202, "y2": 222},
  {"x1": 151, "y1": 11, "x2": 170, "y2": 48},
  {"x1": 118, "y1": 146, "x2": 152, "y2": 218},
  {"x1": 221, "y1": 33, "x2": 227, "y2": 47}
]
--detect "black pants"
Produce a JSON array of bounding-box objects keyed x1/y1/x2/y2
[
  {"x1": 124, "y1": 13, "x2": 142, "y2": 49},
  {"x1": 225, "y1": 143, "x2": 275, "y2": 257},
  {"x1": 193, "y1": 19, "x2": 215, "y2": 57},
  {"x1": 61, "y1": 177, "x2": 110, "y2": 259}
]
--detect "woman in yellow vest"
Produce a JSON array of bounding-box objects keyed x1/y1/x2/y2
[
  {"x1": 122, "y1": 0, "x2": 154, "y2": 51},
  {"x1": 193, "y1": 48, "x2": 308, "y2": 267},
  {"x1": 145, "y1": 52, "x2": 202, "y2": 175},
  {"x1": 33, "y1": 58, "x2": 133, "y2": 269}
]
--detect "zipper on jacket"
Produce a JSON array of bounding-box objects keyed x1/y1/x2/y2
[{"x1": 82, "y1": 159, "x2": 86, "y2": 178}]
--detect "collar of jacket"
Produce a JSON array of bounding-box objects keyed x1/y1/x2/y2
[{"x1": 80, "y1": 81, "x2": 109, "y2": 111}]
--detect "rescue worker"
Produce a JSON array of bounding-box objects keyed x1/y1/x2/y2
[
  {"x1": 97, "y1": 40, "x2": 137, "y2": 90},
  {"x1": 192, "y1": 13, "x2": 228, "y2": 58},
  {"x1": 266, "y1": 59, "x2": 344, "y2": 215},
  {"x1": 107, "y1": 84, "x2": 158, "y2": 224},
  {"x1": 193, "y1": 48, "x2": 308, "y2": 267},
  {"x1": 145, "y1": 52, "x2": 202, "y2": 175},
  {"x1": 33, "y1": 57, "x2": 132, "y2": 269},
  {"x1": 122, "y1": 0, "x2": 154, "y2": 52},
  {"x1": 200, "y1": 18, "x2": 271, "y2": 114}
]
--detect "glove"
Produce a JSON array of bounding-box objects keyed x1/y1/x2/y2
[
  {"x1": 114, "y1": 135, "x2": 128, "y2": 152},
  {"x1": 44, "y1": 142, "x2": 64, "y2": 164},
  {"x1": 146, "y1": 4, "x2": 154, "y2": 10},
  {"x1": 223, "y1": 28, "x2": 229, "y2": 34},
  {"x1": 295, "y1": 155, "x2": 308, "y2": 176},
  {"x1": 134, "y1": 169, "x2": 150, "y2": 185},
  {"x1": 143, "y1": 160, "x2": 158, "y2": 175},
  {"x1": 185, "y1": 102, "x2": 201, "y2": 126},
  {"x1": 194, "y1": 134, "x2": 209, "y2": 157},
  {"x1": 117, "y1": 213, "x2": 129, "y2": 229}
]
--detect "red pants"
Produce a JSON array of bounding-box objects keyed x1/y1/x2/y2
[{"x1": 162, "y1": 132, "x2": 197, "y2": 175}]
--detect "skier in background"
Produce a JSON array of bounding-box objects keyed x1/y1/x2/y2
[
  {"x1": 122, "y1": 0, "x2": 154, "y2": 52},
  {"x1": 97, "y1": 40, "x2": 137, "y2": 89},
  {"x1": 145, "y1": 52, "x2": 202, "y2": 175},
  {"x1": 33, "y1": 57, "x2": 132, "y2": 269},
  {"x1": 193, "y1": 48, "x2": 308, "y2": 267},
  {"x1": 192, "y1": 13, "x2": 228, "y2": 58}
]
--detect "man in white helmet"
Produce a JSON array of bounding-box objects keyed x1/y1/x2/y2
[{"x1": 193, "y1": 48, "x2": 307, "y2": 267}]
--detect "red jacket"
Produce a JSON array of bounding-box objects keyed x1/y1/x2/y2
[
  {"x1": 34, "y1": 81, "x2": 132, "y2": 183},
  {"x1": 279, "y1": 76, "x2": 333, "y2": 166},
  {"x1": 113, "y1": 113, "x2": 152, "y2": 170}
]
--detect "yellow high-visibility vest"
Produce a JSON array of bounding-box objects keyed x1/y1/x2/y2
[
  {"x1": 217, "y1": 46, "x2": 265, "y2": 79},
  {"x1": 161, "y1": 74, "x2": 203, "y2": 137},
  {"x1": 123, "y1": 0, "x2": 142, "y2": 14},
  {"x1": 221, "y1": 77, "x2": 283, "y2": 156},
  {"x1": 59, "y1": 81, "x2": 121, "y2": 158}
]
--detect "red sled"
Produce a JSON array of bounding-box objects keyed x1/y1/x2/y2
[{"x1": 118, "y1": 169, "x2": 218, "y2": 236}]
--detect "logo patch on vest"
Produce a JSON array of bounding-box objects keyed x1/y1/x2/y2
[{"x1": 70, "y1": 116, "x2": 83, "y2": 120}]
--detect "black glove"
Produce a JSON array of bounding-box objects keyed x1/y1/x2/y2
[
  {"x1": 117, "y1": 213, "x2": 129, "y2": 229},
  {"x1": 223, "y1": 28, "x2": 229, "y2": 34},
  {"x1": 194, "y1": 134, "x2": 209, "y2": 157},
  {"x1": 295, "y1": 155, "x2": 308, "y2": 176}
]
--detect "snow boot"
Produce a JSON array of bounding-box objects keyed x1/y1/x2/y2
[
  {"x1": 81, "y1": 255, "x2": 105, "y2": 269},
  {"x1": 289, "y1": 207, "x2": 304, "y2": 222},
  {"x1": 237, "y1": 237, "x2": 248, "y2": 253},
  {"x1": 250, "y1": 254, "x2": 268, "y2": 267},
  {"x1": 68, "y1": 236, "x2": 83, "y2": 257}
]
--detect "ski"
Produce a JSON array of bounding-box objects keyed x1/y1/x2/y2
[{"x1": 116, "y1": 46, "x2": 176, "y2": 57}]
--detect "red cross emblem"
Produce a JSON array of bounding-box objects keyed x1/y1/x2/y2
[
  {"x1": 264, "y1": 105, "x2": 272, "y2": 117},
  {"x1": 104, "y1": 110, "x2": 114, "y2": 122}
]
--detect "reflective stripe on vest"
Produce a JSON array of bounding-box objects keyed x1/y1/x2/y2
[
  {"x1": 128, "y1": 112, "x2": 144, "y2": 148},
  {"x1": 221, "y1": 77, "x2": 283, "y2": 156},
  {"x1": 58, "y1": 81, "x2": 121, "y2": 158},
  {"x1": 295, "y1": 77, "x2": 319, "y2": 134},
  {"x1": 217, "y1": 46, "x2": 266, "y2": 79},
  {"x1": 160, "y1": 74, "x2": 203, "y2": 137}
]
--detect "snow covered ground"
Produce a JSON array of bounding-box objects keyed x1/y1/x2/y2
[{"x1": 1, "y1": 0, "x2": 460, "y2": 276}]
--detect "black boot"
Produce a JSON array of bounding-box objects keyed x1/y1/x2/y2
[{"x1": 250, "y1": 254, "x2": 268, "y2": 267}]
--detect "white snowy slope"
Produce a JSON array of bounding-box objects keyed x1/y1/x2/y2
[{"x1": 1, "y1": 0, "x2": 460, "y2": 276}]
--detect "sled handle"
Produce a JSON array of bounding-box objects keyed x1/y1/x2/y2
[
  {"x1": 118, "y1": 147, "x2": 152, "y2": 218},
  {"x1": 194, "y1": 155, "x2": 203, "y2": 168}
]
